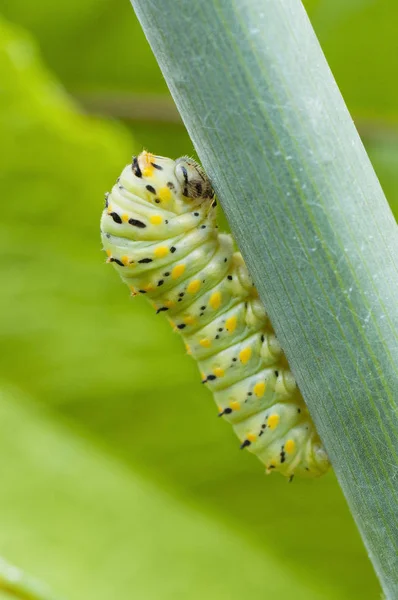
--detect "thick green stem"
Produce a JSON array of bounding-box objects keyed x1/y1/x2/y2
[{"x1": 130, "y1": 0, "x2": 398, "y2": 595}]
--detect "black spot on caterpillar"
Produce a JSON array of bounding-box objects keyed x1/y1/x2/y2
[
  {"x1": 129, "y1": 218, "x2": 146, "y2": 229},
  {"x1": 108, "y1": 257, "x2": 125, "y2": 267},
  {"x1": 132, "y1": 156, "x2": 142, "y2": 178},
  {"x1": 100, "y1": 150, "x2": 329, "y2": 479},
  {"x1": 110, "y1": 212, "x2": 122, "y2": 224}
]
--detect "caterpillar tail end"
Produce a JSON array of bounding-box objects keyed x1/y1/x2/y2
[{"x1": 312, "y1": 443, "x2": 330, "y2": 477}]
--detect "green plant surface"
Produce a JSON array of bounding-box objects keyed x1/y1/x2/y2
[
  {"x1": 129, "y1": 0, "x2": 398, "y2": 596},
  {"x1": 2, "y1": 0, "x2": 397, "y2": 122},
  {"x1": 1, "y1": 386, "x2": 341, "y2": 600},
  {"x1": 0, "y1": 557, "x2": 59, "y2": 600},
  {"x1": 1, "y1": 8, "x2": 398, "y2": 600}
]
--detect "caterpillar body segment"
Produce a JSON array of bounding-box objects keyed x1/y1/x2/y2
[{"x1": 101, "y1": 151, "x2": 329, "y2": 479}]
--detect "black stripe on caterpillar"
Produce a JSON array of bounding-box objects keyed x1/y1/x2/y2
[{"x1": 100, "y1": 151, "x2": 329, "y2": 479}]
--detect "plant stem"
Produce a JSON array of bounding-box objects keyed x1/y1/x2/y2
[{"x1": 130, "y1": 0, "x2": 398, "y2": 595}]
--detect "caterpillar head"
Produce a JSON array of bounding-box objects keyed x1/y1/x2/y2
[
  {"x1": 174, "y1": 156, "x2": 215, "y2": 202},
  {"x1": 123, "y1": 151, "x2": 215, "y2": 214}
]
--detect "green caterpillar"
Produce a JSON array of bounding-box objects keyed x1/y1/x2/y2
[{"x1": 100, "y1": 151, "x2": 329, "y2": 479}]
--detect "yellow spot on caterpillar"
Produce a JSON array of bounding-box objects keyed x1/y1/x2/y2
[
  {"x1": 172, "y1": 264, "x2": 185, "y2": 279},
  {"x1": 187, "y1": 279, "x2": 201, "y2": 294},
  {"x1": 253, "y1": 382, "x2": 266, "y2": 398},
  {"x1": 199, "y1": 338, "x2": 211, "y2": 348},
  {"x1": 239, "y1": 347, "x2": 252, "y2": 364},
  {"x1": 185, "y1": 344, "x2": 191, "y2": 355},
  {"x1": 209, "y1": 291, "x2": 222, "y2": 310},
  {"x1": 158, "y1": 186, "x2": 172, "y2": 202},
  {"x1": 107, "y1": 204, "x2": 112, "y2": 214},
  {"x1": 142, "y1": 151, "x2": 155, "y2": 178},
  {"x1": 121, "y1": 255, "x2": 130, "y2": 266},
  {"x1": 121, "y1": 213, "x2": 129, "y2": 223},
  {"x1": 268, "y1": 414, "x2": 280, "y2": 430},
  {"x1": 154, "y1": 246, "x2": 169, "y2": 258},
  {"x1": 225, "y1": 315, "x2": 237, "y2": 333},
  {"x1": 229, "y1": 401, "x2": 240, "y2": 411},
  {"x1": 150, "y1": 215, "x2": 162, "y2": 225},
  {"x1": 285, "y1": 439, "x2": 295, "y2": 454},
  {"x1": 165, "y1": 300, "x2": 175, "y2": 308},
  {"x1": 184, "y1": 315, "x2": 195, "y2": 325},
  {"x1": 129, "y1": 285, "x2": 138, "y2": 296},
  {"x1": 201, "y1": 372, "x2": 206, "y2": 380},
  {"x1": 247, "y1": 433, "x2": 257, "y2": 442},
  {"x1": 170, "y1": 320, "x2": 176, "y2": 329},
  {"x1": 144, "y1": 283, "x2": 155, "y2": 292},
  {"x1": 213, "y1": 367, "x2": 224, "y2": 378},
  {"x1": 106, "y1": 249, "x2": 111, "y2": 257}
]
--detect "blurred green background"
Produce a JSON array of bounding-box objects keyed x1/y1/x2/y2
[{"x1": 0, "y1": 1, "x2": 396, "y2": 598}]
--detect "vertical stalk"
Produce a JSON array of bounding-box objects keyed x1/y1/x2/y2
[{"x1": 130, "y1": 0, "x2": 398, "y2": 595}]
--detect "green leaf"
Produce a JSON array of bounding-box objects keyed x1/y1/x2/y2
[
  {"x1": 0, "y1": 557, "x2": 60, "y2": 600},
  {"x1": 0, "y1": 386, "x2": 340, "y2": 600},
  {"x1": 0, "y1": 1, "x2": 164, "y2": 94}
]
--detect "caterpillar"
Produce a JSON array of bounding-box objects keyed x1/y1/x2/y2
[{"x1": 100, "y1": 151, "x2": 329, "y2": 479}]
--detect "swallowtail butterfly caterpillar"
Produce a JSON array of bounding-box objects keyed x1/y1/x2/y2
[{"x1": 100, "y1": 151, "x2": 329, "y2": 479}]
